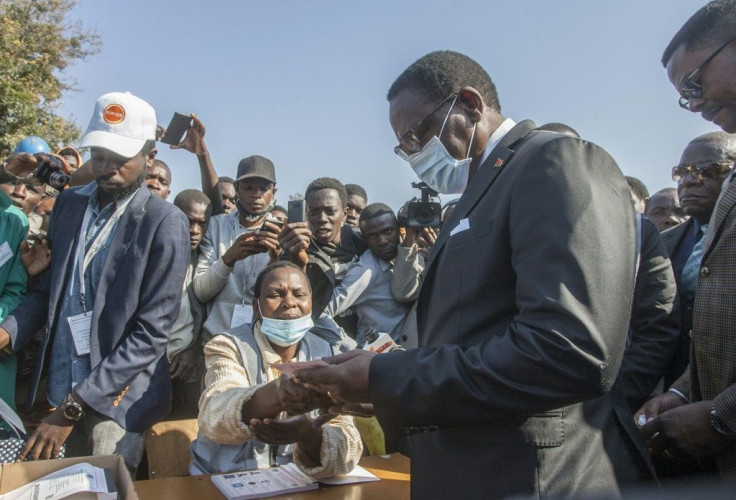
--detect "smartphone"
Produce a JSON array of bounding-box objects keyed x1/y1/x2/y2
[
  {"x1": 160, "y1": 112, "x2": 192, "y2": 145},
  {"x1": 287, "y1": 199, "x2": 306, "y2": 224},
  {"x1": 262, "y1": 214, "x2": 284, "y2": 234}
]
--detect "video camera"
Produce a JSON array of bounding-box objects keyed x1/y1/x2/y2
[
  {"x1": 34, "y1": 155, "x2": 70, "y2": 192},
  {"x1": 399, "y1": 182, "x2": 442, "y2": 228}
]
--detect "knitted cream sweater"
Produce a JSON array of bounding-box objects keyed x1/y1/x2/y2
[{"x1": 198, "y1": 329, "x2": 363, "y2": 478}]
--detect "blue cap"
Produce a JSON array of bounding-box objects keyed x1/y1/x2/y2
[{"x1": 13, "y1": 136, "x2": 51, "y2": 154}]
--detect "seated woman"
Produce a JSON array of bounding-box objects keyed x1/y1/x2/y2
[{"x1": 190, "y1": 261, "x2": 363, "y2": 477}]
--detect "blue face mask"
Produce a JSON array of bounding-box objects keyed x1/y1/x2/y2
[{"x1": 258, "y1": 303, "x2": 314, "y2": 347}]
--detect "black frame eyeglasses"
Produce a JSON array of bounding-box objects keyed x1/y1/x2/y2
[
  {"x1": 678, "y1": 36, "x2": 736, "y2": 110},
  {"x1": 671, "y1": 161, "x2": 734, "y2": 182},
  {"x1": 394, "y1": 92, "x2": 459, "y2": 156}
]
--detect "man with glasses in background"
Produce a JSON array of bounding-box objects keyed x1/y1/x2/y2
[{"x1": 638, "y1": 0, "x2": 736, "y2": 480}]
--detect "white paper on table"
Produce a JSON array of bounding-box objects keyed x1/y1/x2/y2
[
  {"x1": 0, "y1": 463, "x2": 115, "y2": 500},
  {"x1": 319, "y1": 465, "x2": 380, "y2": 485}
]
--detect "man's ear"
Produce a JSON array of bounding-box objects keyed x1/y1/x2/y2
[
  {"x1": 458, "y1": 87, "x2": 485, "y2": 123},
  {"x1": 145, "y1": 148, "x2": 158, "y2": 169},
  {"x1": 252, "y1": 298, "x2": 261, "y2": 320}
]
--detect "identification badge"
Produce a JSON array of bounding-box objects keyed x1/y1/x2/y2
[
  {"x1": 67, "y1": 311, "x2": 92, "y2": 356},
  {"x1": 230, "y1": 304, "x2": 253, "y2": 328},
  {"x1": 0, "y1": 241, "x2": 12, "y2": 268}
]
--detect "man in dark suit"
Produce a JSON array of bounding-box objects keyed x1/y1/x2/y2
[
  {"x1": 639, "y1": 0, "x2": 736, "y2": 479},
  {"x1": 297, "y1": 51, "x2": 653, "y2": 498},
  {"x1": 0, "y1": 92, "x2": 189, "y2": 472}
]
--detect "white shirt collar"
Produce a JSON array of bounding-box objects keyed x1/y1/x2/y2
[{"x1": 478, "y1": 118, "x2": 517, "y2": 168}]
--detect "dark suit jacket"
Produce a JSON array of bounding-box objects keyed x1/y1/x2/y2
[
  {"x1": 370, "y1": 121, "x2": 654, "y2": 498},
  {"x1": 1, "y1": 184, "x2": 189, "y2": 432},
  {"x1": 660, "y1": 218, "x2": 697, "y2": 388},
  {"x1": 619, "y1": 216, "x2": 680, "y2": 412},
  {"x1": 673, "y1": 177, "x2": 736, "y2": 477}
]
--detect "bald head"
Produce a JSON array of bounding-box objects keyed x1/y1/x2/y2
[{"x1": 682, "y1": 131, "x2": 736, "y2": 163}]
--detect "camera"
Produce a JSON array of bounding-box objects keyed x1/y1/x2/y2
[
  {"x1": 399, "y1": 182, "x2": 441, "y2": 228},
  {"x1": 34, "y1": 156, "x2": 70, "y2": 191}
]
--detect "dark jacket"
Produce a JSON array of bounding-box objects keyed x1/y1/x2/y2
[{"x1": 1, "y1": 185, "x2": 189, "y2": 432}]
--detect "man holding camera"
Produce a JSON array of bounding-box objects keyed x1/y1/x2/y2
[
  {"x1": 296, "y1": 51, "x2": 653, "y2": 498},
  {"x1": 193, "y1": 156, "x2": 281, "y2": 342},
  {"x1": 0, "y1": 91, "x2": 190, "y2": 473}
]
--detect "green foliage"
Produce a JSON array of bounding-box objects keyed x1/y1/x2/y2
[{"x1": 0, "y1": 0, "x2": 100, "y2": 156}]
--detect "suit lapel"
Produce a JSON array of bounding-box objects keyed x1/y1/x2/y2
[
  {"x1": 703, "y1": 177, "x2": 736, "y2": 258},
  {"x1": 93, "y1": 187, "x2": 150, "y2": 312},
  {"x1": 424, "y1": 120, "x2": 537, "y2": 272},
  {"x1": 48, "y1": 190, "x2": 91, "y2": 313}
]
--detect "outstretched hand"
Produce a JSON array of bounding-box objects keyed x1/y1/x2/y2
[
  {"x1": 295, "y1": 350, "x2": 375, "y2": 404},
  {"x1": 170, "y1": 114, "x2": 207, "y2": 156}
]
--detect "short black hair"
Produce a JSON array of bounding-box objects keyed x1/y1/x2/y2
[
  {"x1": 305, "y1": 177, "x2": 348, "y2": 208},
  {"x1": 625, "y1": 176, "x2": 650, "y2": 202},
  {"x1": 272, "y1": 205, "x2": 287, "y2": 214},
  {"x1": 345, "y1": 183, "x2": 368, "y2": 202},
  {"x1": 151, "y1": 159, "x2": 170, "y2": 175},
  {"x1": 537, "y1": 122, "x2": 580, "y2": 138},
  {"x1": 173, "y1": 189, "x2": 212, "y2": 220},
  {"x1": 387, "y1": 50, "x2": 501, "y2": 113},
  {"x1": 359, "y1": 203, "x2": 395, "y2": 224},
  {"x1": 254, "y1": 261, "x2": 311, "y2": 298},
  {"x1": 218, "y1": 176, "x2": 235, "y2": 185},
  {"x1": 662, "y1": 0, "x2": 736, "y2": 66}
]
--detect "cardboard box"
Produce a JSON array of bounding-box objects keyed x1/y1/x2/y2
[{"x1": 0, "y1": 455, "x2": 139, "y2": 500}]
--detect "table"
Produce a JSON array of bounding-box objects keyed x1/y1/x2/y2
[{"x1": 134, "y1": 454, "x2": 410, "y2": 499}]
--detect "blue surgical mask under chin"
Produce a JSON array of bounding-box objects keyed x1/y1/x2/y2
[
  {"x1": 398, "y1": 94, "x2": 477, "y2": 195},
  {"x1": 258, "y1": 304, "x2": 314, "y2": 347}
]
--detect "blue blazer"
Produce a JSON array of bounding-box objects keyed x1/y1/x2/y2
[{"x1": 1, "y1": 183, "x2": 189, "y2": 432}]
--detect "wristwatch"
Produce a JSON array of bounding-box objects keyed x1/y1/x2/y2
[
  {"x1": 710, "y1": 407, "x2": 736, "y2": 439},
  {"x1": 60, "y1": 394, "x2": 84, "y2": 422}
]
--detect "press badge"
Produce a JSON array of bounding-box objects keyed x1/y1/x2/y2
[
  {"x1": 0, "y1": 241, "x2": 12, "y2": 268},
  {"x1": 230, "y1": 304, "x2": 254, "y2": 328},
  {"x1": 67, "y1": 311, "x2": 92, "y2": 356}
]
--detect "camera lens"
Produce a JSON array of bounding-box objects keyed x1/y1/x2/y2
[
  {"x1": 415, "y1": 206, "x2": 435, "y2": 225},
  {"x1": 47, "y1": 170, "x2": 70, "y2": 190}
]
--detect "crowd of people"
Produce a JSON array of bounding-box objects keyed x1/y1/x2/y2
[{"x1": 1, "y1": 0, "x2": 736, "y2": 497}]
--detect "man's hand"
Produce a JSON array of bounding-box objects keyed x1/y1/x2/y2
[
  {"x1": 313, "y1": 403, "x2": 375, "y2": 427},
  {"x1": 249, "y1": 414, "x2": 321, "y2": 448},
  {"x1": 170, "y1": 345, "x2": 198, "y2": 382},
  {"x1": 295, "y1": 350, "x2": 375, "y2": 404},
  {"x1": 255, "y1": 223, "x2": 282, "y2": 263},
  {"x1": 17, "y1": 409, "x2": 74, "y2": 461},
  {"x1": 277, "y1": 223, "x2": 311, "y2": 269},
  {"x1": 20, "y1": 237, "x2": 52, "y2": 277},
  {"x1": 222, "y1": 233, "x2": 266, "y2": 267},
  {"x1": 273, "y1": 374, "x2": 332, "y2": 415},
  {"x1": 640, "y1": 400, "x2": 727, "y2": 458},
  {"x1": 3, "y1": 153, "x2": 39, "y2": 178},
  {"x1": 0, "y1": 326, "x2": 10, "y2": 351},
  {"x1": 634, "y1": 390, "x2": 687, "y2": 426},
  {"x1": 416, "y1": 227, "x2": 438, "y2": 256},
  {"x1": 170, "y1": 114, "x2": 207, "y2": 157}
]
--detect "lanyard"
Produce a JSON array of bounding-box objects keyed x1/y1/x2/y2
[{"x1": 76, "y1": 196, "x2": 133, "y2": 311}]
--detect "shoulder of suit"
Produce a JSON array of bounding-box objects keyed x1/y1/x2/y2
[{"x1": 660, "y1": 219, "x2": 690, "y2": 242}]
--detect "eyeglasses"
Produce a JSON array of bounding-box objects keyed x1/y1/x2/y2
[
  {"x1": 678, "y1": 36, "x2": 736, "y2": 110},
  {"x1": 671, "y1": 162, "x2": 734, "y2": 182},
  {"x1": 394, "y1": 92, "x2": 459, "y2": 156}
]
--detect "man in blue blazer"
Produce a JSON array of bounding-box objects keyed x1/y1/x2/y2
[{"x1": 0, "y1": 92, "x2": 189, "y2": 472}]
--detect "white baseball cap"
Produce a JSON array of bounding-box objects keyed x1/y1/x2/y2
[{"x1": 79, "y1": 91, "x2": 157, "y2": 158}]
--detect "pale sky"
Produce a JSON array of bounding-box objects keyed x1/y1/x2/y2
[{"x1": 59, "y1": 0, "x2": 716, "y2": 209}]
